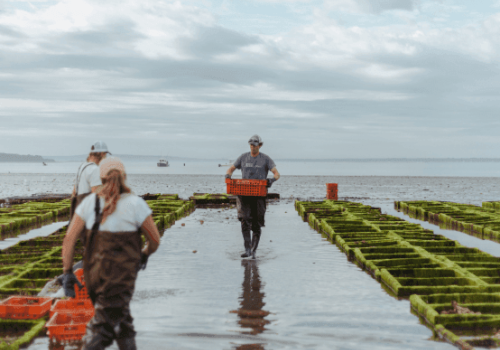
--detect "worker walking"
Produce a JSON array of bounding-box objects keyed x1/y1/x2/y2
[
  {"x1": 61, "y1": 157, "x2": 161, "y2": 350},
  {"x1": 226, "y1": 135, "x2": 280, "y2": 259},
  {"x1": 70, "y1": 141, "x2": 111, "y2": 220}
]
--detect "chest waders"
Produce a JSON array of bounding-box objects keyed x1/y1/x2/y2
[{"x1": 82, "y1": 196, "x2": 141, "y2": 350}]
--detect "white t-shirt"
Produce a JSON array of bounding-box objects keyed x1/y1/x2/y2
[
  {"x1": 76, "y1": 162, "x2": 101, "y2": 195},
  {"x1": 75, "y1": 193, "x2": 152, "y2": 232}
]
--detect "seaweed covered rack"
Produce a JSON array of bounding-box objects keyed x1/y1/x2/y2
[
  {"x1": 0, "y1": 197, "x2": 71, "y2": 239},
  {"x1": 395, "y1": 200, "x2": 500, "y2": 244},
  {"x1": 297, "y1": 199, "x2": 500, "y2": 350}
]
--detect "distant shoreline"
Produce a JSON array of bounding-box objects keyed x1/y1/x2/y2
[
  {"x1": 0, "y1": 153, "x2": 54, "y2": 163},
  {"x1": 42, "y1": 156, "x2": 500, "y2": 163}
]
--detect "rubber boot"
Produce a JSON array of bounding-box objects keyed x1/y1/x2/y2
[
  {"x1": 116, "y1": 337, "x2": 137, "y2": 350},
  {"x1": 241, "y1": 248, "x2": 252, "y2": 258},
  {"x1": 241, "y1": 220, "x2": 252, "y2": 258},
  {"x1": 251, "y1": 233, "x2": 261, "y2": 259}
]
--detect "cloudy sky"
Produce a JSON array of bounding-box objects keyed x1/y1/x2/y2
[{"x1": 1, "y1": 0, "x2": 499, "y2": 159}]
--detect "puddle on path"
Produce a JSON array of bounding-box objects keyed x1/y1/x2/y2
[{"x1": 28, "y1": 201, "x2": 455, "y2": 350}]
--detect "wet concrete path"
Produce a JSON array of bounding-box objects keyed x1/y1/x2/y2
[{"x1": 30, "y1": 201, "x2": 455, "y2": 349}]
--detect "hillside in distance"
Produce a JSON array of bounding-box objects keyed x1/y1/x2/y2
[{"x1": 0, "y1": 153, "x2": 54, "y2": 163}]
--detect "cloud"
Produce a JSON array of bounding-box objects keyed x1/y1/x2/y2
[
  {"x1": 176, "y1": 25, "x2": 259, "y2": 57},
  {"x1": 324, "y1": 0, "x2": 416, "y2": 14},
  {"x1": 0, "y1": 0, "x2": 500, "y2": 158}
]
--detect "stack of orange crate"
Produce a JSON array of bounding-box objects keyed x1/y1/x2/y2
[
  {"x1": 46, "y1": 268, "x2": 94, "y2": 343},
  {"x1": 326, "y1": 183, "x2": 338, "y2": 200}
]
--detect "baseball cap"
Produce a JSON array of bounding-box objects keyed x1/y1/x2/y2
[
  {"x1": 90, "y1": 141, "x2": 112, "y2": 154},
  {"x1": 248, "y1": 135, "x2": 263, "y2": 146}
]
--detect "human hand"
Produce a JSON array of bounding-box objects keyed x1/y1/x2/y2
[{"x1": 61, "y1": 272, "x2": 83, "y2": 298}]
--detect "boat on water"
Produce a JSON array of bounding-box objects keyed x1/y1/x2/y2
[
  {"x1": 42, "y1": 162, "x2": 47, "y2": 166},
  {"x1": 218, "y1": 160, "x2": 233, "y2": 167},
  {"x1": 157, "y1": 158, "x2": 169, "y2": 167}
]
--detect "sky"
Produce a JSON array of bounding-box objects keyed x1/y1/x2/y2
[{"x1": 1, "y1": 0, "x2": 500, "y2": 159}]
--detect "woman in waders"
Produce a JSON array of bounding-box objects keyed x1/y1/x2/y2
[
  {"x1": 70, "y1": 141, "x2": 111, "y2": 220},
  {"x1": 62, "y1": 157, "x2": 161, "y2": 350}
]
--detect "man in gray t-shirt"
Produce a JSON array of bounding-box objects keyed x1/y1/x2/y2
[{"x1": 226, "y1": 135, "x2": 280, "y2": 259}]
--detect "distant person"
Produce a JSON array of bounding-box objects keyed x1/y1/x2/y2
[
  {"x1": 225, "y1": 135, "x2": 280, "y2": 259},
  {"x1": 70, "y1": 141, "x2": 111, "y2": 220},
  {"x1": 61, "y1": 157, "x2": 161, "y2": 350}
]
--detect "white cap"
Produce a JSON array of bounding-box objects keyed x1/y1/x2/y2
[{"x1": 90, "y1": 141, "x2": 111, "y2": 154}]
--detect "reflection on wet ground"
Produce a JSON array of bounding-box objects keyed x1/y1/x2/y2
[
  {"x1": 28, "y1": 201, "x2": 457, "y2": 350},
  {"x1": 231, "y1": 260, "x2": 269, "y2": 347}
]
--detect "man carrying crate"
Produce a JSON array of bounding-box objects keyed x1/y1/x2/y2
[{"x1": 225, "y1": 135, "x2": 280, "y2": 259}]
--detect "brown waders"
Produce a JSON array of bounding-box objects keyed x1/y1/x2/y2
[
  {"x1": 236, "y1": 196, "x2": 267, "y2": 254},
  {"x1": 82, "y1": 196, "x2": 142, "y2": 350}
]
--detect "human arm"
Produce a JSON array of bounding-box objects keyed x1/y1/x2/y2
[
  {"x1": 140, "y1": 215, "x2": 160, "y2": 256},
  {"x1": 270, "y1": 167, "x2": 280, "y2": 180},
  {"x1": 137, "y1": 215, "x2": 161, "y2": 270},
  {"x1": 62, "y1": 215, "x2": 86, "y2": 273},
  {"x1": 266, "y1": 167, "x2": 280, "y2": 187},
  {"x1": 225, "y1": 165, "x2": 236, "y2": 178}
]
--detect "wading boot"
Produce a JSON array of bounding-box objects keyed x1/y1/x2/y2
[
  {"x1": 116, "y1": 337, "x2": 137, "y2": 350},
  {"x1": 241, "y1": 248, "x2": 252, "y2": 258},
  {"x1": 250, "y1": 233, "x2": 260, "y2": 259}
]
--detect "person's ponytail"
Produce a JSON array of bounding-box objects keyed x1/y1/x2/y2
[{"x1": 98, "y1": 169, "x2": 131, "y2": 223}]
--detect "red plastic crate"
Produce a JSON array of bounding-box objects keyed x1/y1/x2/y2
[
  {"x1": 50, "y1": 299, "x2": 94, "y2": 318},
  {"x1": 74, "y1": 269, "x2": 90, "y2": 300},
  {"x1": 225, "y1": 178, "x2": 267, "y2": 197},
  {"x1": 326, "y1": 183, "x2": 338, "y2": 191},
  {"x1": 46, "y1": 312, "x2": 93, "y2": 342},
  {"x1": 0, "y1": 296, "x2": 53, "y2": 320}
]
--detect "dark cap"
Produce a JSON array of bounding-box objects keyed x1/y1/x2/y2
[{"x1": 248, "y1": 134, "x2": 263, "y2": 146}]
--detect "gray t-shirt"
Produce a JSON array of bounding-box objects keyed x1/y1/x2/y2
[{"x1": 234, "y1": 152, "x2": 276, "y2": 180}]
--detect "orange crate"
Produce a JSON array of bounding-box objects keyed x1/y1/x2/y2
[
  {"x1": 326, "y1": 183, "x2": 338, "y2": 191},
  {"x1": 74, "y1": 269, "x2": 90, "y2": 300},
  {"x1": 225, "y1": 178, "x2": 267, "y2": 197},
  {"x1": 46, "y1": 312, "x2": 93, "y2": 342},
  {"x1": 50, "y1": 299, "x2": 94, "y2": 318},
  {"x1": 0, "y1": 296, "x2": 53, "y2": 320}
]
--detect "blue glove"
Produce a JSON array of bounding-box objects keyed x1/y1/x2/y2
[
  {"x1": 60, "y1": 272, "x2": 83, "y2": 298},
  {"x1": 225, "y1": 174, "x2": 231, "y2": 179},
  {"x1": 266, "y1": 178, "x2": 276, "y2": 188}
]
